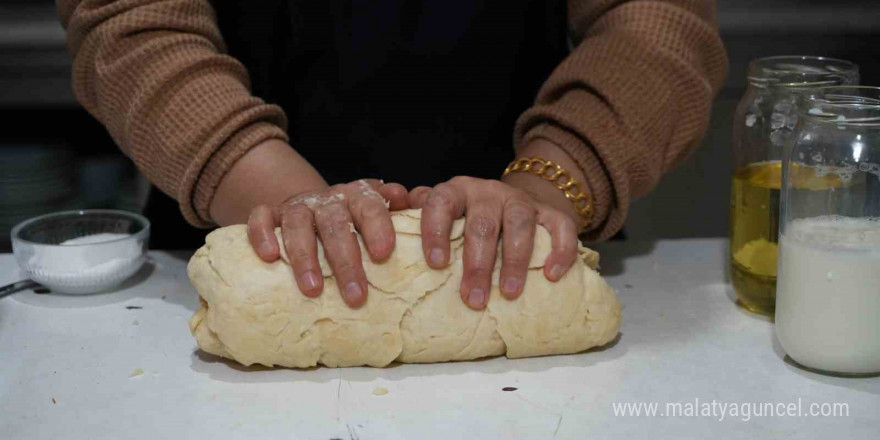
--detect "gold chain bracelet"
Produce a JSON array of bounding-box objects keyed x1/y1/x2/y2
[{"x1": 502, "y1": 157, "x2": 593, "y2": 230}]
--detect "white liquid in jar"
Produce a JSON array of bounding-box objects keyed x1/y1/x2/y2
[{"x1": 775, "y1": 216, "x2": 880, "y2": 374}]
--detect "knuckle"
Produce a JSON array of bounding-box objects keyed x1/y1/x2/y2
[
  {"x1": 465, "y1": 263, "x2": 493, "y2": 279},
  {"x1": 423, "y1": 221, "x2": 450, "y2": 243},
  {"x1": 248, "y1": 205, "x2": 270, "y2": 224},
  {"x1": 467, "y1": 215, "x2": 498, "y2": 239},
  {"x1": 291, "y1": 247, "x2": 313, "y2": 264},
  {"x1": 509, "y1": 188, "x2": 531, "y2": 202},
  {"x1": 486, "y1": 179, "x2": 507, "y2": 192},
  {"x1": 504, "y1": 201, "x2": 536, "y2": 229},
  {"x1": 283, "y1": 205, "x2": 313, "y2": 226},
  {"x1": 330, "y1": 259, "x2": 357, "y2": 277},
  {"x1": 315, "y1": 209, "x2": 350, "y2": 237},
  {"x1": 348, "y1": 196, "x2": 370, "y2": 213},
  {"x1": 289, "y1": 202, "x2": 312, "y2": 214},
  {"x1": 425, "y1": 224, "x2": 449, "y2": 242},
  {"x1": 549, "y1": 208, "x2": 575, "y2": 227},
  {"x1": 449, "y1": 175, "x2": 472, "y2": 186},
  {"x1": 557, "y1": 238, "x2": 578, "y2": 256},
  {"x1": 465, "y1": 255, "x2": 492, "y2": 272},
  {"x1": 560, "y1": 215, "x2": 577, "y2": 232},
  {"x1": 502, "y1": 252, "x2": 529, "y2": 269},
  {"x1": 360, "y1": 202, "x2": 388, "y2": 219},
  {"x1": 424, "y1": 188, "x2": 456, "y2": 212}
]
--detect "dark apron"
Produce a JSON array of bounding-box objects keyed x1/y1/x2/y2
[{"x1": 146, "y1": 0, "x2": 568, "y2": 249}]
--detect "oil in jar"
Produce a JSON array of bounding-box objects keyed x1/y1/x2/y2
[{"x1": 730, "y1": 161, "x2": 781, "y2": 315}]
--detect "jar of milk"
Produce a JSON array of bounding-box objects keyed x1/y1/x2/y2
[{"x1": 776, "y1": 86, "x2": 880, "y2": 375}]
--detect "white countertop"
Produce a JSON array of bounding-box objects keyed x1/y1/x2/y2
[{"x1": 1, "y1": 239, "x2": 878, "y2": 439}]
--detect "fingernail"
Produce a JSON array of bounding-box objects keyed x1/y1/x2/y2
[
  {"x1": 343, "y1": 281, "x2": 363, "y2": 303},
  {"x1": 549, "y1": 264, "x2": 565, "y2": 280},
  {"x1": 468, "y1": 288, "x2": 486, "y2": 308},
  {"x1": 429, "y1": 248, "x2": 445, "y2": 266},
  {"x1": 302, "y1": 271, "x2": 320, "y2": 290},
  {"x1": 502, "y1": 277, "x2": 520, "y2": 294},
  {"x1": 259, "y1": 241, "x2": 274, "y2": 256}
]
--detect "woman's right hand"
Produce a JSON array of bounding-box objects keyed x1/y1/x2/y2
[{"x1": 247, "y1": 179, "x2": 409, "y2": 308}]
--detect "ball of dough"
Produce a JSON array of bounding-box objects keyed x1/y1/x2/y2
[{"x1": 188, "y1": 209, "x2": 620, "y2": 368}]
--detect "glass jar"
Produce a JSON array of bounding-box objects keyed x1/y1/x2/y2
[
  {"x1": 775, "y1": 86, "x2": 880, "y2": 375},
  {"x1": 730, "y1": 56, "x2": 859, "y2": 315}
]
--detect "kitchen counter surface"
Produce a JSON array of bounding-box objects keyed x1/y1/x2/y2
[{"x1": 2, "y1": 239, "x2": 878, "y2": 439}]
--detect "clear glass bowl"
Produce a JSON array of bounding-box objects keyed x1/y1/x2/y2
[{"x1": 11, "y1": 210, "x2": 150, "y2": 294}]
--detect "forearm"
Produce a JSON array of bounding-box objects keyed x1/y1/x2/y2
[
  {"x1": 59, "y1": 0, "x2": 289, "y2": 227},
  {"x1": 515, "y1": 0, "x2": 727, "y2": 240},
  {"x1": 210, "y1": 140, "x2": 327, "y2": 226},
  {"x1": 502, "y1": 139, "x2": 587, "y2": 228}
]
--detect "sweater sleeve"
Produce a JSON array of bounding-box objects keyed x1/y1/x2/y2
[
  {"x1": 514, "y1": 0, "x2": 727, "y2": 240},
  {"x1": 57, "y1": 0, "x2": 289, "y2": 227}
]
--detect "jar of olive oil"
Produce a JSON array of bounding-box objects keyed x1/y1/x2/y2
[{"x1": 730, "y1": 56, "x2": 858, "y2": 315}]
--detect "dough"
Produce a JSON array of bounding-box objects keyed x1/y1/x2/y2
[{"x1": 188, "y1": 209, "x2": 620, "y2": 368}]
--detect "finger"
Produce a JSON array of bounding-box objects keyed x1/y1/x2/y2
[
  {"x1": 247, "y1": 205, "x2": 281, "y2": 262},
  {"x1": 407, "y1": 186, "x2": 431, "y2": 208},
  {"x1": 350, "y1": 178, "x2": 384, "y2": 195},
  {"x1": 314, "y1": 203, "x2": 368, "y2": 308},
  {"x1": 500, "y1": 199, "x2": 537, "y2": 300},
  {"x1": 378, "y1": 182, "x2": 409, "y2": 211},
  {"x1": 349, "y1": 194, "x2": 396, "y2": 261},
  {"x1": 537, "y1": 207, "x2": 579, "y2": 282},
  {"x1": 280, "y1": 203, "x2": 323, "y2": 297},
  {"x1": 420, "y1": 183, "x2": 465, "y2": 269},
  {"x1": 461, "y1": 200, "x2": 502, "y2": 310}
]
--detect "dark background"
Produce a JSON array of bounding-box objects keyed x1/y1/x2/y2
[{"x1": 1, "y1": 0, "x2": 879, "y2": 250}]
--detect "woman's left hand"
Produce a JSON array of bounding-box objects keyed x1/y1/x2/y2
[{"x1": 408, "y1": 176, "x2": 580, "y2": 310}]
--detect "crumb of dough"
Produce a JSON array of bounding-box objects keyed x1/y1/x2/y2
[
  {"x1": 130, "y1": 368, "x2": 144, "y2": 378},
  {"x1": 52, "y1": 397, "x2": 57, "y2": 404},
  {"x1": 372, "y1": 387, "x2": 389, "y2": 396}
]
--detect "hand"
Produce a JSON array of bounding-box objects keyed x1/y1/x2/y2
[
  {"x1": 408, "y1": 176, "x2": 580, "y2": 310},
  {"x1": 247, "y1": 179, "x2": 409, "y2": 308}
]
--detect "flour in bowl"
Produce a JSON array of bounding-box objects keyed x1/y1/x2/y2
[{"x1": 26, "y1": 232, "x2": 145, "y2": 293}]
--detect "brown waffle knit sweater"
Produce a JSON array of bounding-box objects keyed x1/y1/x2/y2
[{"x1": 57, "y1": 0, "x2": 727, "y2": 240}]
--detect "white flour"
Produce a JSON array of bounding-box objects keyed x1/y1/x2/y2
[
  {"x1": 61, "y1": 232, "x2": 131, "y2": 246},
  {"x1": 26, "y1": 232, "x2": 144, "y2": 292}
]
